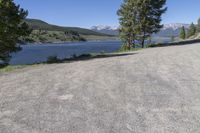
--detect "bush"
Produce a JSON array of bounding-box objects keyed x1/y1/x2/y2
[
  {"x1": 77, "y1": 54, "x2": 91, "y2": 58},
  {"x1": 118, "y1": 44, "x2": 137, "y2": 52},
  {"x1": 148, "y1": 43, "x2": 161, "y2": 47},
  {"x1": 39, "y1": 36, "x2": 47, "y2": 42},
  {"x1": 71, "y1": 54, "x2": 91, "y2": 59},
  {"x1": 79, "y1": 37, "x2": 87, "y2": 41},
  {"x1": 46, "y1": 56, "x2": 60, "y2": 63},
  {"x1": 24, "y1": 37, "x2": 35, "y2": 43}
]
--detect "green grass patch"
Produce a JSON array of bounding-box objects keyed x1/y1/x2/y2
[
  {"x1": 0, "y1": 65, "x2": 26, "y2": 72},
  {"x1": 117, "y1": 48, "x2": 143, "y2": 53},
  {"x1": 0, "y1": 65, "x2": 38, "y2": 73}
]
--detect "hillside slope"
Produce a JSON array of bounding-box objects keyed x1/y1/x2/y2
[
  {"x1": 188, "y1": 32, "x2": 200, "y2": 40},
  {"x1": 22, "y1": 19, "x2": 115, "y2": 43},
  {"x1": 25, "y1": 19, "x2": 111, "y2": 36},
  {"x1": 1, "y1": 43, "x2": 200, "y2": 132}
]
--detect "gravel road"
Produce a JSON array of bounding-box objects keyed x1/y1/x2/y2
[{"x1": 1, "y1": 44, "x2": 200, "y2": 133}]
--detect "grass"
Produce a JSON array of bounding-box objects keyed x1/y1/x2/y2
[
  {"x1": 117, "y1": 48, "x2": 143, "y2": 53},
  {"x1": 148, "y1": 39, "x2": 200, "y2": 48},
  {"x1": 0, "y1": 64, "x2": 41, "y2": 73},
  {"x1": 0, "y1": 65, "x2": 28, "y2": 72}
]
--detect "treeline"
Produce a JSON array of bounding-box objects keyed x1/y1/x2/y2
[
  {"x1": 180, "y1": 18, "x2": 200, "y2": 40},
  {"x1": 21, "y1": 29, "x2": 86, "y2": 44},
  {"x1": 25, "y1": 19, "x2": 110, "y2": 36},
  {"x1": 117, "y1": 0, "x2": 167, "y2": 49}
]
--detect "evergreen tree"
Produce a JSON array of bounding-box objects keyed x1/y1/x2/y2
[
  {"x1": 197, "y1": 18, "x2": 200, "y2": 32},
  {"x1": 0, "y1": 0, "x2": 31, "y2": 66},
  {"x1": 136, "y1": 0, "x2": 167, "y2": 48},
  {"x1": 179, "y1": 26, "x2": 186, "y2": 40},
  {"x1": 117, "y1": 0, "x2": 167, "y2": 49},
  {"x1": 187, "y1": 23, "x2": 196, "y2": 38},
  {"x1": 171, "y1": 35, "x2": 175, "y2": 42},
  {"x1": 117, "y1": 0, "x2": 138, "y2": 50}
]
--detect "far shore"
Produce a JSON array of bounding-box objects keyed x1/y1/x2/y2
[{"x1": 20, "y1": 39, "x2": 120, "y2": 45}]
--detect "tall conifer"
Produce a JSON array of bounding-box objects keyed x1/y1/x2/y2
[
  {"x1": 0, "y1": 0, "x2": 30, "y2": 65},
  {"x1": 187, "y1": 23, "x2": 196, "y2": 38},
  {"x1": 118, "y1": 0, "x2": 167, "y2": 48},
  {"x1": 179, "y1": 26, "x2": 186, "y2": 40}
]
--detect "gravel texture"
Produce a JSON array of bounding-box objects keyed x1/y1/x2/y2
[{"x1": 1, "y1": 44, "x2": 200, "y2": 133}]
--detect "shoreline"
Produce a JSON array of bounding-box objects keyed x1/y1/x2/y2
[
  {"x1": 0, "y1": 48, "x2": 140, "y2": 73},
  {"x1": 20, "y1": 39, "x2": 120, "y2": 45},
  {"x1": 20, "y1": 40, "x2": 86, "y2": 45}
]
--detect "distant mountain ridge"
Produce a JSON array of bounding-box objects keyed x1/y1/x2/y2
[
  {"x1": 91, "y1": 25, "x2": 118, "y2": 31},
  {"x1": 91, "y1": 25, "x2": 119, "y2": 36},
  {"x1": 23, "y1": 19, "x2": 190, "y2": 44},
  {"x1": 156, "y1": 23, "x2": 190, "y2": 37},
  {"x1": 163, "y1": 23, "x2": 190, "y2": 30},
  {"x1": 91, "y1": 23, "x2": 190, "y2": 37},
  {"x1": 22, "y1": 19, "x2": 115, "y2": 44},
  {"x1": 25, "y1": 19, "x2": 112, "y2": 36}
]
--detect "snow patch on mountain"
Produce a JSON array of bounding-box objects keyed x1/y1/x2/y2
[
  {"x1": 90, "y1": 23, "x2": 190, "y2": 36},
  {"x1": 91, "y1": 23, "x2": 189, "y2": 31},
  {"x1": 163, "y1": 23, "x2": 190, "y2": 30},
  {"x1": 91, "y1": 25, "x2": 119, "y2": 31}
]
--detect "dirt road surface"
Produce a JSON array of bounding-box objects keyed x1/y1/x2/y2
[{"x1": 1, "y1": 44, "x2": 200, "y2": 133}]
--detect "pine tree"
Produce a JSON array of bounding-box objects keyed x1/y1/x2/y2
[
  {"x1": 117, "y1": 0, "x2": 138, "y2": 50},
  {"x1": 117, "y1": 0, "x2": 167, "y2": 49},
  {"x1": 197, "y1": 18, "x2": 200, "y2": 32},
  {"x1": 0, "y1": 0, "x2": 31, "y2": 66},
  {"x1": 187, "y1": 23, "x2": 196, "y2": 38},
  {"x1": 137, "y1": 0, "x2": 167, "y2": 48},
  {"x1": 171, "y1": 35, "x2": 175, "y2": 42},
  {"x1": 179, "y1": 26, "x2": 186, "y2": 40}
]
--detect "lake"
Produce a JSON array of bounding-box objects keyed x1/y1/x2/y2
[{"x1": 10, "y1": 41, "x2": 122, "y2": 65}]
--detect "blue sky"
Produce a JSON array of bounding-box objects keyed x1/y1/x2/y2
[{"x1": 14, "y1": 0, "x2": 200, "y2": 28}]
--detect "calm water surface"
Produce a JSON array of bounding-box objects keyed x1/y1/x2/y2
[{"x1": 10, "y1": 41, "x2": 121, "y2": 65}]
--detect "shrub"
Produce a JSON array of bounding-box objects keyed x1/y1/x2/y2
[
  {"x1": 46, "y1": 56, "x2": 60, "y2": 63},
  {"x1": 39, "y1": 36, "x2": 47, "y2": 42}
]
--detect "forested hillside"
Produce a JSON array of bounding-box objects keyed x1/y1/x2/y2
[{"x1": 21, "y1": 19, "x2": 114, "y2": 44}]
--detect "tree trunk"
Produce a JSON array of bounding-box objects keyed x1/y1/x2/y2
[
  {"x1": 141, "y1": 31, "x2": 146, "y2": 48},
  {"x1": 141, "y1": 28, "x2": 146, "y2": 48},
  {"x1": 127, "y1": 35, "x2": 132, "y2": 50},
  {"x1": 128, "y1": 40, "x2": 131, "y2": 50},
  {"x1": 141, "y1": 37, "x2": 145, "y2": 48}
]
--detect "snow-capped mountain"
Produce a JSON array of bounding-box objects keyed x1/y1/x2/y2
[
  {"x1": 91, "y1": 25, "x2": 119, "y2": 31},
  {"x1": 155, "y1": 23, "x2": 190, "y2": 37},
  {"x1": 163, "y1": 23, "x2": 190, "y2": 30},
  {"x1": 91, "y1": 25, "x2": 119, "y2": 36},
  {"x1": 91, "y1": 23, "x2": 190, "y2": 36}
]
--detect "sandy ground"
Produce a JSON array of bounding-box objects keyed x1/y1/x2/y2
[{"x1": 1, "y1": 44, "x2": 200, "y2": 133}]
